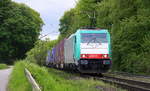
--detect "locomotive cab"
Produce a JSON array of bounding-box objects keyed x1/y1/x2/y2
[{"x1": 74, "y1": 29, "x2": 112, "y2": 73}]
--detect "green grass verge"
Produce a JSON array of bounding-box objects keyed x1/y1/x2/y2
[
  {"x1": 0, "y1": 64, "x2": 8, "y2": 69},
  {"x1": 8, "y1": 61, "x2": 125, "y2": 91},
  {"x1": 7, "y1": 61, "x2": 32, "y2": 91},
  {"x1": 25, "y1": 62, "x2": 125, "y2": 91}
]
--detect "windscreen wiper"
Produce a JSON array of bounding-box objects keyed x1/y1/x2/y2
[{"x1": 87, "y1": 37, "x2": 100, "y2": 45}]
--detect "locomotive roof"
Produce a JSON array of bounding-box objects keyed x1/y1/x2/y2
[
  {"x1": 76, "y1": 29, "x2": 109, "y2": 34},
  {"x1": 66, "y1": 28, "x2": 109, "y2": 41}
]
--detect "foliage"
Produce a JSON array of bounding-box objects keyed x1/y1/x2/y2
[
  {"x1": 0, "y1": 0, "x2": 43, "y2": 64},
  {"x1": 111, "y1": 0, "x2": 150, "y2": 74},
  {"x1": 25, "y1": 62, "x2": 125, "y2": 91},
  {"x1": 26, "y1": 39, "x2": 57, "y2": 65},
  {"x1": 0, "y1": 64, "x2": 8, "y2": 69},
  {"x1": 59, "y1": 0, "x2": 100, "y2": 39},
  {"x1": 8, "y1": 61, "x2": 32, "y2": 91},
  {"x1": 96, "y1": 0, "x2": 113, "y2": 30},
  {"x1": 8, "y1": 61, "x2": 125, "y2": 91},
  {"x1": 59, "y1": 0, "x2": 150, "y2": 74},
  {"x1": 59, "y1": 8, "x2": 77, "y2": 38}
]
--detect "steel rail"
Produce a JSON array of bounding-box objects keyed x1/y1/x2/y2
[
  {"x1": 79, "y1": 74, "x2": 150, "y2": 91},
  {"x1": 97, "y1": 76, "x2": 150, "y2": 91}
]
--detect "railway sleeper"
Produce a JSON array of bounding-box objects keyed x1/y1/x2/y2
[{"x1": 98, "y1": 78, "x2": 150, "y2": 91}]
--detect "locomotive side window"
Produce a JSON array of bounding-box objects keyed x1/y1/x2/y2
[{"x1": 75, "y1": 36, "x2": 77, "y2": 43}]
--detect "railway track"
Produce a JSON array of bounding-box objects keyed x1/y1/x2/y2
[
  {"x1": 80, "y1": 74, "x2": 150, "y2": 91},
  {"x1": 101, "y1": 75, "x2": 150, "y2": 91},
  {"x1": 51, "y1": 68, "x2": 150, "y2": 91}
]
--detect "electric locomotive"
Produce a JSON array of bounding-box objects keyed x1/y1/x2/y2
[{"x1": 46, "y1": 28, "x2": 112, "y2": 73}]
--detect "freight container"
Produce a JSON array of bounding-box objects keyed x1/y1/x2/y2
[
  {"x1": 46, "y1": 50, "x2": 51, "y2": 65},
  {"x1": 51, "y1": 47, "x2": 56, "y2": 65},
  {"x1": 53, "y1": 39, "x2": 66, "y2": 68},
  {"x1": 54, "y1": 44, "x2": 59, "y2": 65},
  {"x1": 59, "y1": 39, "x2": 66, "y2": 64},
  {"x1": 64, "y1": 34, "x2": 75, "y2": 64}
]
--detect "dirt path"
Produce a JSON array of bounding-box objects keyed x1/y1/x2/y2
[{"x1": 0, "y1": 67, "x2": 13, "y2": 91}]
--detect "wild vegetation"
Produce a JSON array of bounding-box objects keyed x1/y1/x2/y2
[
  {"x1": 4, "y1": 0, "x2": 150, "y2": 90},
  {"x1": 8, "y1": 61, "x2": 125, "y2": 91},
  {"x1": 8, "y1": 61, "x2": 32, "y2": 91},
  {"x1": 25, "y1": 39, "x2": 57, "y2": 66},
  {"x1": 25, "y1": 0, "x2": 150, "y2": 75},
  {"x1": 58, "y1": 0, "x2": 150, "y2": 74},
  {"x1": 1, "y1": 0, "x2": 149, "y2": 83},
  {"x1": 0, "y1": 64, "x2": 8, "y2": 69},
  {"x1": 0, "y1": 0, "x2": 43, "y2": 64}
]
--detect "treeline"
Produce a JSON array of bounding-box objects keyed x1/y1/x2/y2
[
  {"x1": 58, "y1": 0, "x2": 150, "y2": 74},
  {"x1": 25, "y1": 39, "x2": 57, "y2": 66},
  {"x1": 0, "y1": 0, "x2": 43, "y2": 64},
  {"x1": 23, "y1": 0, "x2": 150, "y2": 75}
]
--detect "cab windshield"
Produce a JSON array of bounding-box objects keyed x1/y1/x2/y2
[{"x1": 81, "y1": 33, "x2": 108, "y2": 44}]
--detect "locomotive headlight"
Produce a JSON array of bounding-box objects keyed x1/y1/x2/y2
[
  {"x1": 82, "y1": 54, "x2": 85, "y2": 57},
  {"x1": 104, "y1": 54, "x2": 107, "y2": 58}
]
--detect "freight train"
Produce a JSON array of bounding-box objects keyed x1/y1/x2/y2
[{"x1": 46, "y1": 28, "x2": 112, "y2": 73}]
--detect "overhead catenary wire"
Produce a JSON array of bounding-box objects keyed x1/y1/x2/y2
[
  {"x1": 39, "y1": 23, "x2": 58, "y2": 39},
  {"x1": 39, "y1": 33, "x2": 51, "y2": 39},
  {"x1": 73, "y1": 0, "x2": 97, "y2": 27}
]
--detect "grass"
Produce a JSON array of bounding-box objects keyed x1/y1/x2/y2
[
  {"x1": 8, "y1": 61, "x2": 125, "y2": 91},
  {"x1": 0, "y1": 64, "x2": 8, "y2": 69},
  {"x1": 7, "y1": 61, "x2": 32, "y2": 91},
  {"x1": 26, "y1": 62, "x2": 125, "y2": 91}
]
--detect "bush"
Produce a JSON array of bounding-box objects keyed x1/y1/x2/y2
[
  {"x1": 0, "y1": 0, "x2": 43, "y2": 63},
  {"x1": 25, "y1": 62, "x2": 125, "y2": 91},
  {"x1": 0, "y1": 64, "x2": 8, "y2": 69},
  {"x1": 25, "y1": 39, "x2": 57, "y2": 65}
]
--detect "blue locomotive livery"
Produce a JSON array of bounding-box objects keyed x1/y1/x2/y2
[{"x1": 46, "y1": 28, "x2": 112, "y2": 73}]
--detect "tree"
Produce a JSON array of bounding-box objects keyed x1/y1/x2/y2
[
  {"x1": 0, "y1": 0, "x2": 44, "y2": 64},
  {"x1": 96, "y1": 0, "x2": 113, "y2": 30},
  {"x1": 59, "y1": 9, "x2": 76, "y2": 37},
  {"x1": 59, "y1": 0, "x2": 100, "y2": 39},
  {"x1": 26, "y1": 39, "x2": 57, "y2": 65},
  {"x1": 59, "y1": 0, "x2": 150, "y2": 74}
]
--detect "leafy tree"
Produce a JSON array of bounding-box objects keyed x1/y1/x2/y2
[
  {"x1": 59, "y1": 9, "x2": 76, "y2": 37},
  {"x1": 0, "y1": 0, "x2": 43, "y2": 64},
  {"x1": 26, "y1": 39, "x2": 57, "y2": 65},
  {"x1": 75, "y1": 0, "x2": 102, "y2": 28},
  {"x1": 59, "y1": 0, "x2": 150, "y2": 74},
  {"x1": 111, "y1": 0, "x2": 150, "y2": 73},
  {"x1": 96, "y1": 0, "x2": 113, "y2": 30},
  {"x1": 59, "y1": 0, "x2": 100, "y2": 39}
]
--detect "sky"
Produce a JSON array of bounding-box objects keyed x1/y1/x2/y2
[{"x1": 12, "y1": 0, "x2": 76, "y2": 40}]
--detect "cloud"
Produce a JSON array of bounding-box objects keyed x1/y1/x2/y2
[{"x1": 12, "y1": 0, "x2": 75, "y2": 40}]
